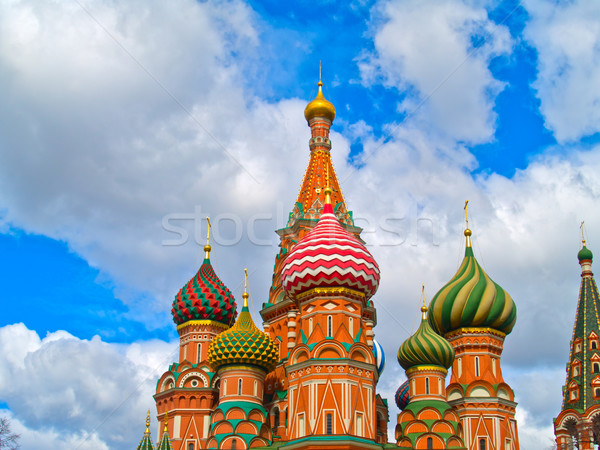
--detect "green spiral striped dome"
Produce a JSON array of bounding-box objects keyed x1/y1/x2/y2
[
  {"x1": 398, "y1": 306, "x2": 455, "y2": 370},
  {"x1": 428, "y1": 241, "x2": 517, "y2": 336}
]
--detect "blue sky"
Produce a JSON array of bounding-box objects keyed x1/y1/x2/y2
[{"x1": 1, "y1": 0, "x2": 600, "y2": 448}]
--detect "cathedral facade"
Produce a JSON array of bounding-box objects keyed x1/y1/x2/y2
[{"x1": 136, "y1": 81, "x2": 521, "y2": 450}]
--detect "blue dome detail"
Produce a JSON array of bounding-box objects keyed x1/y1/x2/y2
[{"x1": 372, "y1": 339, "x2": 385, "y2": 376}]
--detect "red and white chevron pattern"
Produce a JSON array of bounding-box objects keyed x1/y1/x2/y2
[{"x1": 281, "y1": 204, "x2": 380, "y2": 299}]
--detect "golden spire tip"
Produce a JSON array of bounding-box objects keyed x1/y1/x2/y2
[
  {"x1": 464, "y1": 200, "x2": 472, "y2": 246},
  {"x1": 243, "y1": 268, "x2": 249, "y2": 308},
  {"x1": 581, "y1": 221, "x2": 587, "y2": 246},
  {"x1": 164, "y1": 411, "x2": 169, "y2": 433},
  {"x1": 204, "y1": 216, "x2": 212, "y2": 259},
  {"x1": 421, "y1": 284, "x2": 427, "y2": 319},
  {"x1": 145, "y1": 410, "x2": 151, "y2": 433}
]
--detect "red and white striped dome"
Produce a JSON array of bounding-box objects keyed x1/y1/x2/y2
[{"x1": 281, "y1": 203, "x2": 380, "y2": 299}]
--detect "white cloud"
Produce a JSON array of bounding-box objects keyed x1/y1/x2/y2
[
  {"x1": 525, "y1": 0, "x2": 600, "y2": 142},
  {"x1": 359, "y1": 0, "x2": 511, "y2": 144},
  {"x1": 0, "y1": 323, "x2": 175, "y2": 449}
]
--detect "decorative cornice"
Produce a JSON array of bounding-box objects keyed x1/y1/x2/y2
[
  {"x1": 405, "y1": 365, "x2": 448, "y2": 376},
  {"x1": 176, "y1": 320, "x2": 229, "y2": 332},
  {"x1": 445, "y1": 327, "x2": 506, "y2": 339},
  {"x1": 296, "y1": 286, "x2": 365, "y2": 301}
]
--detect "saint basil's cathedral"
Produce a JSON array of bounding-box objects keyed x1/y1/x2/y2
[{"x1": 135, "y1": 80, "x2": 522, "y2": 450}]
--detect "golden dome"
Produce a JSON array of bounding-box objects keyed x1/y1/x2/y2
[{"x1": 304, "y1": 81, "x2": 336, "y2": 123}]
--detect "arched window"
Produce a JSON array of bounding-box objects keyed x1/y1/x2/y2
[
  {"x1": 427, "y1": 437, "x2": 433, "y2": 449},
  {"x1": 349, "y1": 317, "x2": 354, "y2": 337},
  {"x1": 254, "y1": 380, "x2": 258, "y2": 396},
  {"x1": 479, "y1": 438, "x2": 486, "y2": 450},
  {"x1": 274, "y1": 408, "x2": 280, "y2": 429},
  {"x1": 188, "y1": 443, "x2": 194, "y2": 450},
  {"x1": 223, "y1": 379, "x2": 227, "y2": 395},
  {"x1": 309, "y1": 317, "x2": 313, "y2": 334},
  {"x1": 231, "y1": 439, "x2": 237, "y2": 449},
  {"x1": 594, "y1": 363, "x2": 600, "y2": 373},
  {"x1": 197, "y1": 343, "x2": 201, "y2": 363},
  {"x1": 475, "y1": 356, "x2": 480, "y2": 377},
  {"x1": 238, "y1": 378, "x2": 243, "y2": 395},
  {"x1": 595, "y1": 387, "x2": 600, "y2": 397},
  {"x1": 425, "y1": 378, "x2": 430, "y2": 394},
  {"x1": 593, "y1": 341, "x2": 597, "y2": 349},
  {"x1": 327, "y1": 316, "x2": 333, "y2": 337},
  {"x1": 326, "y1": 413, "x2": 333, "y2": 435}
]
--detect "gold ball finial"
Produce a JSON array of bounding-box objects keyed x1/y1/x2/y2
[
  {"x1": 304, "y1": 78, "x2": 336, "y2": 123},
  {"x1": 204, "y1": 217, "x2": 212, "y2": 259},
  {"x1": 242, "y1": 268, "x2": 249, "y2": 308},
  {"x1": 464, "y1": 228, "x2": 472, "y2": 237},
  {"x1": 421, "y1": 284, "x2": 428, "y2": 319},
  {"x1": 145, "y1": 410, "x2": 151, "y2": 433}
]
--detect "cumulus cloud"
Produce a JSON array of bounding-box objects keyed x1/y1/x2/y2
[
  {"x1": 524, "y1": 0, "x2": 600, "y2": 142},
  {"x1": 0, "y1": 0, "x2": 310, "y2": 326},
  {"x1": 359, "y1": 0, "x2": 512, "y2": 144},
  {"x1": 0, "y1": 323, "x2": 175, "y2": 449}
]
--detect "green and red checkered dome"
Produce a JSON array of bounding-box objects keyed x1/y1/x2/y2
[{"x1": 172, "y1": 255, "x2": 237, "y2": 327}]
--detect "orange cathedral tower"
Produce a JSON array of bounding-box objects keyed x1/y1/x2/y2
[
  {"x1": 259, "y1": 78, "x2": 388, "y2": 449},
  {"x1": 428, "y1": 204, "x2": 520, "y2": 450}
]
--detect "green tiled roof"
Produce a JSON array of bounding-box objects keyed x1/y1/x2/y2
[
  {"x1": 561, "y1": 247, "x2": 600, "y2": 412},
  {"x1": 136, "y1": 412, "x2": 155, "y2": 450},
  {"x1": 208, "y1": 305, "x2": 278, "y2": 373}
]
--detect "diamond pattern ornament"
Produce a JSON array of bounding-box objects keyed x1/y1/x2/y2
[
  {"x1": 171, "y1": 257, "x2": 237, "y2": 327},
  {"x1": 207, "y1": 304, "x2": 278, "y2": 373}
]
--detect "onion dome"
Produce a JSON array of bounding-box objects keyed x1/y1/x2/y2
[
  {"x1": 428, "y1": 220, "x2": 517, "y2": 336},
  {"x1": 398, "y1": 301, "x2": 455, "y2": 370},
  {"x1": 207, "y1": 270, "x2": 279, "y2": 373},
  {"x1": 171, "y1": 221, "x2": 237, "y2": 327},
  {"x1": 136, "y1": 411, "x2": 155, "y2": 450},
  {"x1": 579, "y1": 244, "x2": 593, "y2": 262},
  {"x1": 372, "y1": 339, "x2": 386, "y2": 376},
  {"x1": 281, "y1": 187, "x2": 380, "y2": 299},
  {"x1": 395, "y1": 380, "x2": 410, "y2": 410},
  {"x1": 304, "y1": 80, "x2": 336, "y2": 123}
]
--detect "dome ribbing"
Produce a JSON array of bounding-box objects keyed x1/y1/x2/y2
[
  {"x1": 281, "y1": 203, "x2": 380, "y2": 299},
  {"x1": 428, "y1": 231, "x2": 516, "y2": 336},
  {"x1": 398, "y1": 306, "x2": 455, "y2": 370}
]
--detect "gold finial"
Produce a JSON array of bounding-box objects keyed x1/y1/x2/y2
[
  {"x1": 324, "y1": 163, "x2": 332, "y2": 205},
  {"x1": 243, "y1": 268, "x2": 249, "y2": 308},
  {"x1": 204, "y1": 217, "x2": 212, "y2": 259},
  {"x1": 304, "y1": 64, "x2": 336, "y2": 123},
  {"x1": 145, "y1": 410, "x2": 151, "y2": 433},
  {"x1": 163, "y1": 411, "x2": 169, "y2": 433},
  {"x1": 421, "y1": 284, "x2": 427, "y2": 319},
  {"x1": 581, "y1": 221, "x2": 587, "y2": 246},
  {"x1": 464, "y1": 200, "x2": 472, "y2": 247}
]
